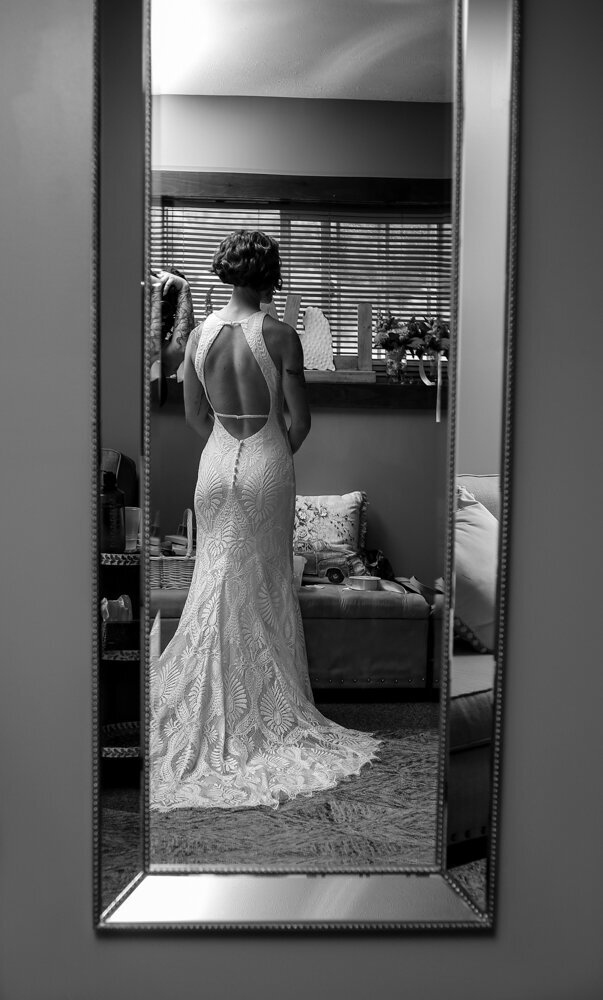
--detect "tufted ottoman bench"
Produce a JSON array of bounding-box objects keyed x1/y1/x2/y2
[
  {"x1": 298, "y1": 585, "x2": 430, "y2": 691},
  {"x1": 150, "y1": 584, "x2": 432, "y2": 692}
]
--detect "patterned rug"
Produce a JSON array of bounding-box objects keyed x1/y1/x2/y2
[
  {"x1": 102, "y1": 703, "x2": 442, "y2": 909},
  {"x1": 450, "y1": 859, "x2": 488, "y2": 910}
]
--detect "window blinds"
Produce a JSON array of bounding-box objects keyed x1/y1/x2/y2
[{"x1": 151, "y1": 201, "x2": 451, "y2": 358}]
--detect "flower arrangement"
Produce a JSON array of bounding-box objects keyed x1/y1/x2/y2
[{"x1": 373, "y1": 310, "x2": 450, "y2": 382}]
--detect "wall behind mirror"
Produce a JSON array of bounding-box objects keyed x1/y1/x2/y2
[
  {"x1": 97, "y1": 0, "x2": 145, "y2": 911},
  {"x1": 4, "y1": 0, "x2": 603, "y2": 991}
]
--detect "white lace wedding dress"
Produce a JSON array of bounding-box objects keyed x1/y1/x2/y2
[{"x1": 150, "y1": 310, "x2": 380, "y2": 811}]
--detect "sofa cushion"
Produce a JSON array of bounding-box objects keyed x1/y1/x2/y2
[
  {"x1": 457, "y1": 474, "x2": 500, "y2": 521},
  {"x1": 151, "y1": 584, "x2": 431, "y2": 688},
  {"x1": 447, "y1": 653, "x2": 495, "y2": 844},
  {"x1": 454, "y1": 485, "x2": 499, "y2": 652},
  {"x1": 151, "y1": 585, "x2": 429, "y2": 622},
  {"x1": 293, "y1": 491, "x2": 368, "y2": 553},
  {"x1": 298, "y1": 586, "x2": 429, "y2": 620},
  {"x1": 449, "y1": 653, "x2": 495, "y2": 750}
]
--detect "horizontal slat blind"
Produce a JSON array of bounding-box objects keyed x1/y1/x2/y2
[{"x1": 151, "y1": 201, "x2": 451, "y2": 357}]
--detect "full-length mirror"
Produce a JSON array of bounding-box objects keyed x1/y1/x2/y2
[{"x1": 94, "y1": 0, "x2": 517, "y2": 930}]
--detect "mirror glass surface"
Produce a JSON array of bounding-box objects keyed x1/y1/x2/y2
[{"x1": 95, "y1": 0, "x2": 516, "y2": 929}]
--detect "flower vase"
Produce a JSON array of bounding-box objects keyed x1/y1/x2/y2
[{"x1": 385, "y1": 350, "x2": 408, "y2": 383}]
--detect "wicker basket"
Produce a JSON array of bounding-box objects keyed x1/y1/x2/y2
[
  {"x1": 149, "y1": 558, "x2": 162, "y2": 589},
  {"x1": 150, "y1": 508, "x2": 195, "y2": 589}
]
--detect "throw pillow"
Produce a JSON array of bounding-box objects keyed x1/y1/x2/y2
[
  {"x1": 454, "y1": 485, "x2": 499, "y2": 652},
  {"x1": 293, "y1": 491, "x2": 368, "y2": 553},
  {"x1": 457, "y1": 474, "x2": 501, "y2": 521}
]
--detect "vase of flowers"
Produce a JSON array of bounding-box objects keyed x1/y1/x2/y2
[
  {"x1": 374, "y1": 311, "x2": 450, "y2": 422},
  {"x1": 373, "y1": 310, "x2": 450, "y2": 383},
  {"x1": 383, "y1": 347, "x2": 408, "y2": 382}
]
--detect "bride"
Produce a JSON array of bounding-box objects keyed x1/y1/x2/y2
[{"x1": 150, "y1": 230, "x2": 380, "y2": 811}]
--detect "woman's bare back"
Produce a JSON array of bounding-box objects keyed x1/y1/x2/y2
[{"x1": 203, "y1": 312, "x2": 288, "y2": 441}]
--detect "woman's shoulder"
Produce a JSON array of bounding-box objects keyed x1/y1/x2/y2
[
  {"x1": 187, "y1": 317, "x2": 211, "y2": 352},
  {"x1": 261, "y1": 313, "x2": 298, "y2": 346},
  {"x1": 261, "y1": 314, "x2": 303, "y2": 370},
  {"x1": 194, "y1": 314, "x2": 218, "y2": 336}
]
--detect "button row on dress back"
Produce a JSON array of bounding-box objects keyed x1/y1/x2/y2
[{"x1": 232, "y1": 440, "x2": 243, "y2": 488}]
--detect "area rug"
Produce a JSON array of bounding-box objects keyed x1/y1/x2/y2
[
  {"x1": 102, "y1": 702, "x2": 440, "y2": 909},
  {"x1": 449, "y1": 859, "x2": 488, "y2": 911}
]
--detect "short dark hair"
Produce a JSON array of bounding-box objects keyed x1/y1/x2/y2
[{"x1": 211, "y1": 230, "x2": 283, "y2": 293}]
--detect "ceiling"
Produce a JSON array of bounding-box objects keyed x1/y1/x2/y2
[{"x1": 151, "y1": 0, "x2": 454, "y2": 102}]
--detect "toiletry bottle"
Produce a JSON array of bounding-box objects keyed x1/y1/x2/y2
[{"x1": 100, "y1": 470, "x2": 125, "y2": 553}]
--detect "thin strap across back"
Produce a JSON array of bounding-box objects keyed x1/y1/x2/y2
[{"x1": 213, "y1": 412, "x2": 270, "y2": 419}]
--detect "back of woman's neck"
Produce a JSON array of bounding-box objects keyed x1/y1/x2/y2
[{"x1": 217, "y1": 288, "x2": 261, "y2": 321}]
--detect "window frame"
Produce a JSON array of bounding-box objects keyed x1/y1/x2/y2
[{"x1": 150, "y1": 171, "x2": 451, "y2": 396}]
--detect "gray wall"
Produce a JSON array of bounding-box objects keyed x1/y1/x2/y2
[
  {"x1": 153, "y1": 94, "x2": 452, "y2": 176},
  {"x1": 456, "y1": 0, "x2": 512, "y2": 473},
  {"x1": 1, "y1": 2, "x2": 602, "y2": 999},
  {"x1": 99, "y1": 0, "x2": 143, "y2": 463},
  {"x1": 153, "y1": 405, "x2": 447, "y2": 580}
]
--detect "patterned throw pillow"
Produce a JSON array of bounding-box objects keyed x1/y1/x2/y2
[{"x1": 293, "y1": 492, "x2": 368, "y2": 553}]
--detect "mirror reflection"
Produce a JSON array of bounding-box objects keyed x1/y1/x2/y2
[
  {"x1": 145, "y1": 0, "x2": 453, "y2": 876},
  {"x1": 96, "y1": 0, "x2": 515, "y2": 925},
  {"x1": 444, "y1": 0, "x2": 514, "y2": 910}
]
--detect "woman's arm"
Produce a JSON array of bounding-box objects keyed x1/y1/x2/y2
[
  {"x1": 183, "y1": 327, "x2": 213, "y2": 446},
  {"x1": 280, "y1": 326, "x2": 311, "y2": 454},
  {"x1": 151, "y1": 269, "x2": 195, "y2": 377}
]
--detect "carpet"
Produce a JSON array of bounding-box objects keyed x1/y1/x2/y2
[
  {"x1": 449, "y1": 859, "x2": 488, "y2": 910},
  {"x1": 102, "y1": 702, "x2": 441, "y2": 910}
]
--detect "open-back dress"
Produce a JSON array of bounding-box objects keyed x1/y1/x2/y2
[{"x1": 150, "y1": 310, "x2": 380, "y2": 811}]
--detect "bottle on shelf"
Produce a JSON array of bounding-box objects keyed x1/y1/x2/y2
[{"x1": 100, "y1": 470, "x2": 125, "y2": 553}]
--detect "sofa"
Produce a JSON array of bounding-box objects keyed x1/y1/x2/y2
[
  {"x1": 447, "y1": 650, "x2": 495, "y2": 856},
  {"x1": 446, "y1": 474, "x2": 500, "y2": 860}
]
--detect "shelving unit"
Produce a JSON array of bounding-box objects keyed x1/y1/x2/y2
[
  {"x1": 100, "y1": 552, "x2": 140, "y2": 568},
  {"x1": 102, "y1": 650, "x2": 140, "y2": 662},
  {"x1": 99, "y1": 552, "x2": 141, "y2": 770},
  {"x1": 101, "y1": 721, "x2": 141, "y2": 759}
]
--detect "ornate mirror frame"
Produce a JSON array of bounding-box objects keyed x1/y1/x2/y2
[{"x1": 92, "y1": 0, "x2": 520, "y2": 931}]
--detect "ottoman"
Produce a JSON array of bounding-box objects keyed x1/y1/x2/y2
[
  {"x1": 150, "y1": 584, "x2": 431, "y2": 691},
  {"x1": 298, "y1": 585, "x2": 430, "y2": 690}
]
